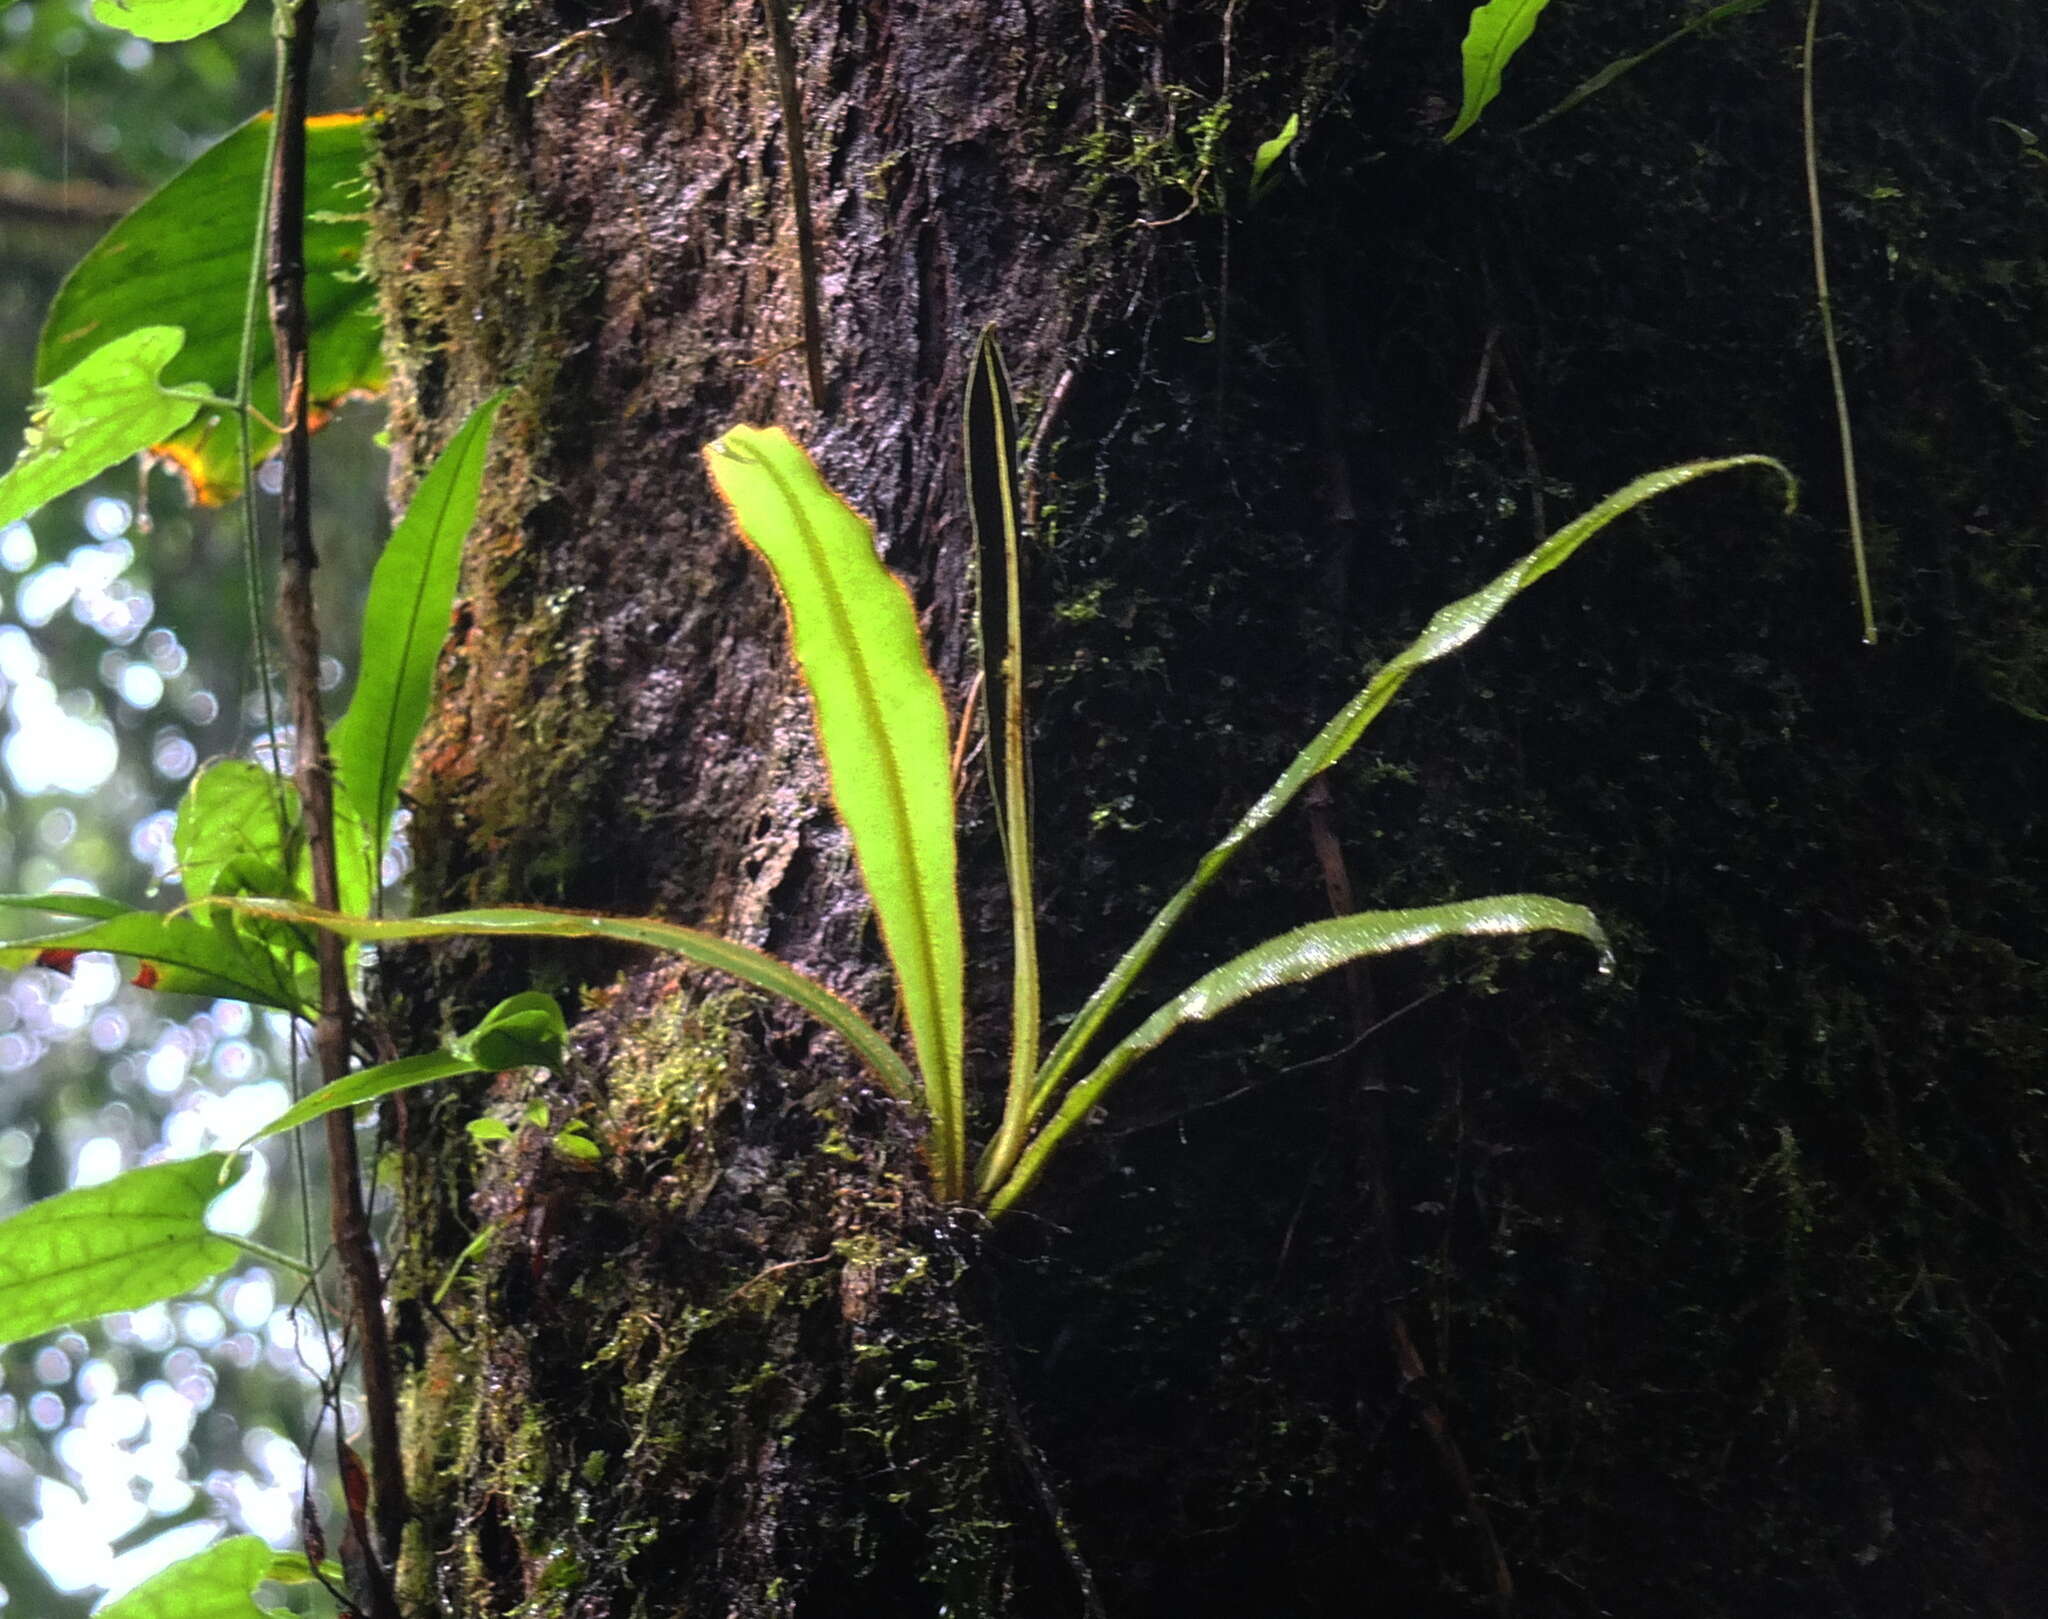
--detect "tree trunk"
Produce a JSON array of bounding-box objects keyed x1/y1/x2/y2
[{"x1": 360, "y1": 1, "x2": 2048, "y2": 1615}]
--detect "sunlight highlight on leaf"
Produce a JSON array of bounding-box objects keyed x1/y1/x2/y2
[
  {"x1": 0, "y1": 327, "x2": 205, "y2": 528},
  {"x1": 704, "y1": 426, "x2": 966, "y2": 1191},
  {"x1": 95, "y1": 1533, "x2": 273, "y2": 1619},
  {"x1": 330, "y1": 392, "x2": 506, "y2": 894},
  {"x1": 1445, "y1": 0, "x2": 1557, "y2": 143},
  {"x1": 37, "y1": 114, "x2": 382, "y2": 504},
  {"x1": 990, "y1": 897, "x2": 1609, "y2": 1215},
  {"x1": 0, "y1": 1154, "x2": 245, "y2": 1347}
]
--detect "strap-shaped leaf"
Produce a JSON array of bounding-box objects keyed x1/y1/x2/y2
[
  {"x1": 96, "y1": 1533, "x2": 272, "y2": 1619},
  {"x1": 231, "y1": 992, "x2": 566, "y2": 1154},
  {"x1": 963, "y1": 330, "x2": 1046, "y2": 1194},
  {"x1": 220, "y1": 899, "x2": 918, "y2": 1107},
  {"x1": 37, "y1": 113, "x2": 381, "y2": 504},
  {"x1": 1522, "y1": 0, "x2": 1769, "y2": 134},
  {"x1": 0, "y1": 892, "x2": 313, "y2": 1012},
  {"x1": 703, "y1": 427, "x2": 966, "y2": 1191},
  {"x1": 237, "y1": 1052, "x2": 479, "y2": 1153},
  {"x1": 0, "y1": 1154, "x2": 245, "y2": 1347},
  {"x1": 0, "y1": 327, "x2": 205, "y2": 528},
  {"x1": 1024, "y1": 455, "x2": 1794, "y2": 1141},
  {"x1": 1445, "y1": 0, "x2": 1557, "y2": 143},
  {"x1": 988, "y1": 896, "x2": 1609, "y2": 1215},
  {"x1": 330, "y1": 392, "x2": 506, "y2": 893}
]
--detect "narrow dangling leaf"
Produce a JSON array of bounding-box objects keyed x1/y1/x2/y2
[
  {"x1": 37, "y1": 113, "x2": 382, "y2": 504},
  {"x1": 703, "y1": 426, "x2": 966, "y2": 1191},
  {"x1": 962, "y1": 329, "x2": 1046, "y2": 1195},
  {"x1": 1029, "y1": 456, "x2": 1795, "y2": 1127},
  {"x1": 1522, "y1": 0, "x2": 1769, "y2": 134},
  {"x1": 95, "y1": 1533, "x2": 273, "y2": 1619},
  {"x1": 215, "y1": 898, "x2": 920, "y2": 1108},
  {"x1": 329, "y1": 391, "x2": 506, "y2": 894},
  {"x1": 0, "y1": 327, "x2": 205, "y2": 528},
  {"x1": 0, "y1": 1154, "x2": 246, "y2": 1347},
  {"x1": 1445, "y1": 0, "x2": 1557, "y2": 143},
  {"x1": 989, "y1": 897, "x2": 1610, "y2": 1216}
]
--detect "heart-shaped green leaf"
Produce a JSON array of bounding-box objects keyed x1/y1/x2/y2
[
  {"x1": 37, "y1": 113, "x2": 381, "y2": 504},
  {"x1": 454, "y1": 989, "x2": 567, "y2": 1071}
]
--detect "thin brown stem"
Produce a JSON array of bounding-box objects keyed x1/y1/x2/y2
[
  {"x1": 1802, "y1": 0, "x2": 1877, "y2": 644},
  {"x1": 762, "y1": 0, "x2": 827, "y2": 410},
  {"x1": 265, "y1": 5, "x2": 405, "y2": 1611}
]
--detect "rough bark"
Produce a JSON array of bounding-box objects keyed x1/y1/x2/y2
[{"x1": 361, "y1": 1, "x2": 2048, "y2": 1616}]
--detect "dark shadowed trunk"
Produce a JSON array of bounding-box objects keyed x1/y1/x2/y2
[{"x1": 361, "y1": 1, "x2": 2048, "y2": 1615}]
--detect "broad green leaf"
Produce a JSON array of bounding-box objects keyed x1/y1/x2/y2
[
  {"x1": 1523, "y1": 0, "x2": 1770, "y2": 134},
  {"x1": 0, "y1": 892, "x2": 313, "y2": 1012},
  {"x1": 37, "y1": 113, "x2": 381, "y2": 505},
  {"x1": 1445, "y1": 0, "x2": 1557, "y2": 143},
  {"x1": 330, "y1": 392, "x2": 506, "y2": 885},
  {"x1": 454, "y1": 989, "x2": 567, "y2": 1070},
  {"x1": 88, "y1": 0, "x2": 247, "y2": 43},
  {"x1": 218, "y1": 899, "x2": 920, "y2": 1106},
  {"x1": 1023, "y1": 456, "x2": 1795, "y2": 1141},
  {"x1": 0, "y1": 1154, "x2": 245, "y2": 1347},
  {"x1": 0, "y1": 328, "x2": 205, "y2": 528},
  {"x1": 174, "y1": 758, "x2": 376, "y2": 918},
  {"x1": 174, "y1": 760, "x2": 297, "y2": 901},
  {"x1": 989, "y1": 897, "x2": 1609, "y2": 1215},
  {"x1": 96, "y1": 1533, "x2": 271, "y2": 1619},
  {"x1": 1250, "y1": 111, "x2": 1301, "y2": 199},
  {"x1": 703, "y1": 426, "x2": 966, "y2": 1190},
  {"x1": 962, "y1": 330, "x2": 1045, "y2": 1196},
  {"x1": 233, "y1": 991, "x2": 565, "y2": 1152}
]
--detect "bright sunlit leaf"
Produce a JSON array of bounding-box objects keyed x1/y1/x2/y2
[
  {"x1": 37, "y1": 113, "x2": 382, "y2": 504},
  {"x1": 96, "y1": 1533, "x2": 272, "y2": 1619},
  {"x1": 88, "y1": 0, "x2": 247, "y2": 42},
  {"x1": 704, "y1": 425, "x2": 966, "y2": 1189},
  {"x1": 0, "y1": 891, "x2": 313, "y2": 1011},
  {"x1": 0, "y1": 327, "x2": 205, "y2": 528},
  {"x1": 0, "y1": 1154, "x2": 245, "y2": 1347},
  {"x1": 330, "y1": 392, "x2": 506, "y2": 889},
  {"x1": 1250, "y1": 111, "x2": 1301, "y2": 198},
  {"x1": 1445, "y1": 0, "x2": 1557, "y2": 142}
]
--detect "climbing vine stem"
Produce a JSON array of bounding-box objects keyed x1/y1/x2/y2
[{"x1": 262, "y1": 2, "x2": 406, "y2": 1612}]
